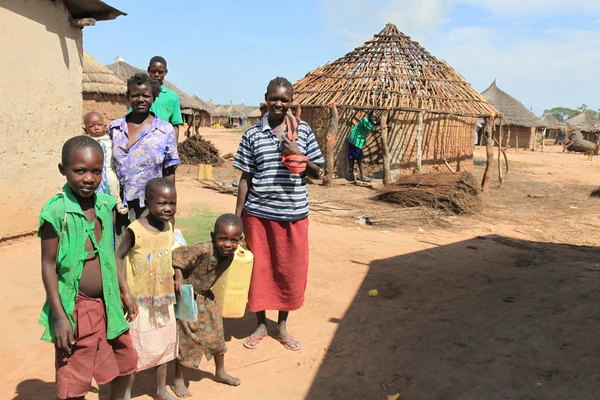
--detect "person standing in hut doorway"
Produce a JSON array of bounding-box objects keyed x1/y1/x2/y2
[
  {"x1": 147, "y1": 56, "x2": 184, "y2": 142},
  {"x1": 347, "y1": 111, "x2": 379, "y2": 182}
]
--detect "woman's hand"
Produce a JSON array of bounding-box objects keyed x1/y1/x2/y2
[
  {"x1": 280, "y1": 135, "x2": 303, "y2": 156},
  {"x1": 174, "y1": 269, "x2": 185, "y2": 295},
  {"x1": 53, "y1": 316, "x2": 74, "y2": 354},
  {"x1": 121, "y1": 291, "x2": 138, "y2": 322}
]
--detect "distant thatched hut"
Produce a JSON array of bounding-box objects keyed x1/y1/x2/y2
[
  {"x1": 82, "y1": 51, "x2": 127, "y2": 123},
  {"x1": 293, "y1": 24, "x2": 499, "y2": 178},
  {"x1": 105, "y1": 58, "x2": 211, "y2": 123},
  {"x1": 540, "y1": 114, "x2": 560, "y2": 139},
  {"x1": 480, "y1": 80, "x2": 542, "y2": 149},
  {"x1": 212, "y1": 105, "x2": 230, "y2": 126},
  {"x1": 565, "y1": 112, "x2": 600, "y2": 142},
  {"x1": 247, "y1": 103, "x2": 266, "y2": 126}
]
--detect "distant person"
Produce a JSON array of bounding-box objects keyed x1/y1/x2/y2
[
  {"x1": 109, "y1": 72, "x2": 180, "y2": 242},
  {"x1": 147, "y1": 56, "x2": 184, "y2": 141},
  {"x1": 116, "y1": 178, "x2": 179, "y2": 400},
  {"x1": 347, "y1": 111, "x2": 379, "y2": 182},
  {"x1": 39, "y1": 136, "x2": 138, "y2": 400},
  {"x1": 234, "y1": 77, "x2": 324, "y2": 352},
  {"x1": 170, "y1": 214, "x2": 244, "y2": 397},
  {"x1": 82, "y1": 111, "x2": 127, "y2": 214}
]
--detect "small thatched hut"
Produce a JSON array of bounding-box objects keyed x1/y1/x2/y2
[
  {"x1": 82, "y1": 51, "x2": 127, "y2": 123},
  {"x1": 540, "y1": 114, "x2": 560, "y2": 139},
  {"x1": 247, "y1": 104, "x2": 266, "y2": 126},
  {"x1": 105, "y1": 58, "x2": 211, "y2": 123},
  {"x1": 211, "y1": 105, "x2": 230, "y2": 126},
  {"x1": 293, "y1": 23, "x2": 499, "y2": 178},
  {"x1": 565, "y1": 112, "x2": 600, "y2": 142},
  {"x1": 480, "y1": 80, "x2": 542, "y2": 149}
]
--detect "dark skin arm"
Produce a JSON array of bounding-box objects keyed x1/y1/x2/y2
[
  {"x1": 235, "y1": 171, "x2": 253, "y2": 217},
  {"x1": 174, "y1": 125, "x2": 180, "y2": 143},
  {"x1": 40, "y1": 222, "x2": 73, "y2": 353},
  {"x1": 163, "y1": 165, "x2": 177, "y2": 185},
  {"x1": 280, "y1": 135, "x2": 322, "y2": 179},
  {"x1": 115, "y1": 229, "x2": 138, "y2": 321}
]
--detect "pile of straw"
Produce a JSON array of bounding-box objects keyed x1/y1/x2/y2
[
  {"x1": 375, "y1": 172, "x2": 482, "y2": 215},
  {"x1": 591, "y1": 188, "x2": 600, "y2": 198},
  {"x1": 178, "y1": 135, "x2": 223, "y2": 166}
]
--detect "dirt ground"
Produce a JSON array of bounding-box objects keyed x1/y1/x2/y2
[{"x1": 3, "y1": 134, "x2": 600, "y2": 400}]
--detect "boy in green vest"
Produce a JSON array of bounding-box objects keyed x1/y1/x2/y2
[
  {"x1": 147, "y1": 56, "x2": 184, "y2": 141},
  {"x1": 39, "y1": 135, "x2": 138, "y2": 399},
  {"x1": 348, "y1": 111, "x2": 379, "y2": 182}
]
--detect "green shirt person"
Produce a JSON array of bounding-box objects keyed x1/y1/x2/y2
[
  {"x1": 347, "y1": 111, "x2": 379, "y2": 182},
  {"x1": 147, "y1": 56, "x2": 184, "y2": 140}
]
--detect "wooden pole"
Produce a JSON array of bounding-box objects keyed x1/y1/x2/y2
[
  {"x1": 515, "y1": 127, "x2": 518, "y2": 149},
  {"x1": 542, "y1": 128, "x2": 546, "y2": 152},
  {"x1": 325, "y1": 103, "x2": 338, "y2": 187},
  {"x1": 416, "y1": 111, "x2": 424, "y2": 173},
  {"x1": 481, "y1": 117, "x2": 495, "y2": 193},
  {"x1": 497, "y1": 120, "x2": 504, "y2": 187},
  {"x1": 381, "y1": 110, "x2": 391, "y2": 185},
  {"x1": 191, "y1": 112, "x2": 196, "y2": 137}
]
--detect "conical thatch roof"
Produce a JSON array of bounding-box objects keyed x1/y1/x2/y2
[
  {"x1": 212, "y1": 105, "x2": 230, "y2": 117},
  {"x1": 226, "y1": 104, "x2": 242, "y2": 118},
  {"x1": 293, "y1": 24, "x2": 498, "y2": 117},
  {"x1": 234, "y1": 104, "x2": 256, "y2": 117},
  {"x1": 82, "y1": 51, "x2": 126, "y2": 95},
  {"x1": 565, "y1": 111, "x2": 600, "y2": 133},
  {"x1": 105, "y1": 59, "x2": 210, "y2": 113},
  {"x1": 248, "y1": 106, "x2": 263, "y2": 118},
  {"x1": 540, "y1": 114, "x2": 559, "y2": 129},
  {"x1": 481, "y1": 80, "x2": 541, "y2": 127},
  {"x1": 192, "y1": 95, "x2": 215, "y2": 114}
]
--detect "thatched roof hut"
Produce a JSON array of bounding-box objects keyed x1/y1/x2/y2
[
  {"x1": 105, "y1": 58, "x2": 210, "y2": 116},
  {"x1": 246, "y1": 103, "x2": 266, "y2": 125},
  {"x1": 565, "y1": 112, "x2": 600, "y2": 141},
  {"x1": 82, "y1": 51, "x2": 128, "y2": 122},
  {"x1": 480, "y1": 80, "x2": 541, "y2": 148},
  {"x1": 540, "y1": 114, "x2": 559, "y2": 129},
  {"x1": 293, "y1": 23, "x2": 499, "y2": 178}
]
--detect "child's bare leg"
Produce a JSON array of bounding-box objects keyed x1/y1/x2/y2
[
  {"x1": 358, "y1": 159, "x2": 371, "y2": 181},
  {"x1": 244, "y1": 311, "x2": 268, "y2": 348},
  {"x1": 348, "y1": 159, "x2": 356, "y2": 180},
  {"x1": 156, "y1": 363, "x2": 177, "y2": 400},
  {"x1": 275, "y1": 311, "x2": 301, "y2": 350},
  {"x1": 111, "y1": 373, "x2": 134, "y2": 400},
  {"x1": 214, "y1": 354, "x2": 240, "y2": 386},
  {"x1": 171, "y1": 361, "x2": 193, "y2": 398}
]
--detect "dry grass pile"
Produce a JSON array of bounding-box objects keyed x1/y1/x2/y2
[
  {"x1": 375, "y1": 172, "x2": 482, "y2": 214},
  {"x1": 591, "y1": 188, "x2": 600, "y2": 198},
  {"x1": 178, "y1": 135, "x2": 223, "y2": 166}
]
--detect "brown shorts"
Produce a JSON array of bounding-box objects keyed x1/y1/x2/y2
[{"x1": 55, "y1": 293, "x2": 137, "y2": 399}]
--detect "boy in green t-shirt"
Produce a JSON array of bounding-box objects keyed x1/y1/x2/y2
[
  {"x1": 347, "y1": 111, "x2": 379, "y2": 182},
  {"x1": 39, "y1": 135, "x2": 138, "y2": 399},
  {"x1": 147, "y1": 56, "x2": 184, "y2": 141}
]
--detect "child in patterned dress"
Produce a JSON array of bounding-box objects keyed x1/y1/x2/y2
[{"x1": 170, "y1": 214, "x2": 243, "y2": 398}]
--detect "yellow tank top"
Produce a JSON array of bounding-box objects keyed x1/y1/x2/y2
[{"x1": 125, "y1": 220, "x2": 176, "y2": 307}]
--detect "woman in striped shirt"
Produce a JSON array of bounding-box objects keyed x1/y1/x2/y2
[{"x1": 234, "y1": 77, "x2": 324, "y2": 351}]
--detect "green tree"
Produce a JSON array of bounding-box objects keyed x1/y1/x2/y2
[{"x1": 542, "y1": 107, "x2": 578, "y2": 121}]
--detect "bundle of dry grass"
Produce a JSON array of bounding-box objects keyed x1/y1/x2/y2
[
  {"x1": 591, "y1": 188, "x2": 600, "y2": 198},
  {"x1": 178, "y1": 135, "x2": 223, "y2": 166},
  {"x1": 375, "y1": 172, "x2": 482, "y2": 214}
]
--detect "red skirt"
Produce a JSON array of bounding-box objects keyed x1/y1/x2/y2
[{"x1": 243, "y1": 213, "x2": 309, "y2": 312}]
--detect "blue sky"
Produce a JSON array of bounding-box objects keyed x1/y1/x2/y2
[{"x1": 85, "y1": 0, "x2": 599, "y2": 114}]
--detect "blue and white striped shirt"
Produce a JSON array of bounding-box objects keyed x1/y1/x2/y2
[{"x1": 233, "y1": 115, "x2": 324, "y2": 222}]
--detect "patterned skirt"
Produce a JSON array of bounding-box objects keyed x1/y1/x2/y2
[
  {"x1": 130, "y1": 304, "x2": 178, "y2": 371},
  {"x1": 177, "y1": 292, "x2": 226, "y2": 369}
]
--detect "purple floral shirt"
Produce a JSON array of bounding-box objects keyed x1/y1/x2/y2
[{"x1": 109, "y1": 115, "x2": 180, "y2": 207}]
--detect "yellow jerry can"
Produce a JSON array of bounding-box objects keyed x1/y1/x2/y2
[
  {"x1": 197, "y1": 164, "x2": 213, "y2": 180},
  {"x1": 211, "y1": 245, "x2": 254, "y2": 318}
]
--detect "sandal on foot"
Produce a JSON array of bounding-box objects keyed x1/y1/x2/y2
[
  {"x1": 243, "y1": 334, "x2": 268, "y2": 350},
  {"x1": 275, "y1": 337, "x2": 302, "y2": 351}
]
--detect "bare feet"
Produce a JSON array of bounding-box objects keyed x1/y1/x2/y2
[
  {"x1": 215, "y1": 370, "x2": 241, "y2": 386},
  {"x1": 243, "y1": 323, "x2": 268, "y2": 349},
  {"x1": 170, "y1": 380, "x2": 193, "y2": 398},
  {"x1": 156, "y1": 388, "x2": 179, "y2": 400},
  {"x1": 274, "y1": 322, "x2": 301, "y2": 351}
]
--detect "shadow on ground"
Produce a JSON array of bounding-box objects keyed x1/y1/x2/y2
[{"x1": 306, "y1": 235, "x2": 600, "y2": 399}]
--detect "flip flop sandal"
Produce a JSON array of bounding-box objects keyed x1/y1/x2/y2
[
  {"x1": 275, "y1": 337, "x2": 302, "y2": 352},
  {"x1": 243, "y1": 334, "x2": 268, "y2": 350}
]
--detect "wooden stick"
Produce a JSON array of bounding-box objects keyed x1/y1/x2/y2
[
  {"x1": 325, "y1": 103, "x2": 338, "y2": 187},
  {"x1": 192, "y1": 112, "x2": 197, "y2": 137},
  {"x1": 542, "y1": 128, "x2": 546, "y2": 152},
  {"x1": 380, "y1": 110, "x2": 391, "y2": 185},
  {"x1": 497, "y1": 119, "x2": 504, "y2": 187},
  {"x1": 416, "y1": 111, "x2": 423, "y2": 173},
  {"x1": 481, "y1": 116, "x2": 495, "y2": 193}
]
